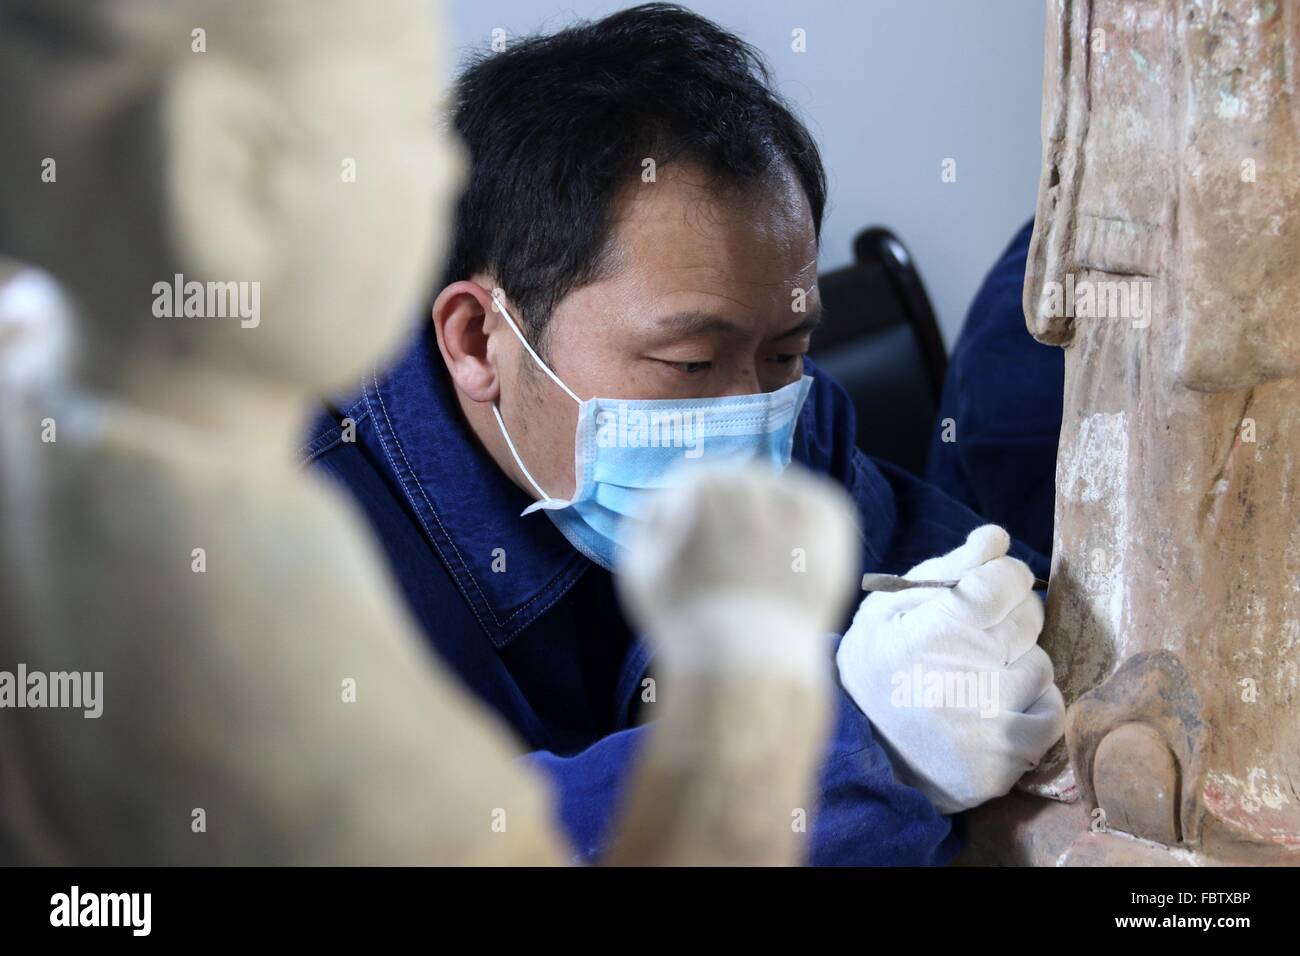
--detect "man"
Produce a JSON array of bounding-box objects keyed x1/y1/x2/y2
[{"x1": 304, "y1": 3, "x2": 1062, "y2": 864}]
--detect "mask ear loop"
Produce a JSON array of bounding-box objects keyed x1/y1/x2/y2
[
  {"x1": 489, "y1": 290, "x2": 582, "y2": 504},
  {"x1": 491, "y1": 290, "x2": 581, "y2": 404},
  {"x1": 492, "y1": 403, "x2": 553, "y2": 502}
]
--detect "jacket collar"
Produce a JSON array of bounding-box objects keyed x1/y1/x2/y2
[
  {"x1": 361, "y1": 327, "x2": 898, "y2": 648},
  {"x1": 361, "y1": 326, "x2": 590, "y2": 649}
]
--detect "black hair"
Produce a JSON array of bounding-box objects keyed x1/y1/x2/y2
[{"x1": 442, "y1": 2, "x2": 828, "y2": 346}]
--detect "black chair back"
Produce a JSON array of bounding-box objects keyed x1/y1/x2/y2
[{"x1": 811, "y1": 227, "x2": 946, "y2": 474}]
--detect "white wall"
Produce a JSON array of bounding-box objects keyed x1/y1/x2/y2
[{"x1": 443, "y1": 0, "x2": 1047, "y2": 345}]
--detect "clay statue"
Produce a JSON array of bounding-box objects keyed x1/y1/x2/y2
[
  {"x1": 970, "y1": 0, "x2": 1299, "y2": 865},
  {"x1": 0, "y1": 0, "x2": 858, "y2": 865}
]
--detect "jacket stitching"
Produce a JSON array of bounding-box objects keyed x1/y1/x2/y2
[
  {"x1": 362, "y1": 367, "x2": 495, "y2": 636},
  {"x1": 368, "y1": 368, "x2": 585, "y2": 631},
  {"x1": 296, "y1": 393, "x2": 372, "y2": 463},
  {"x1": 297, "y1": 407, "x2": 373, "y2": 464}
]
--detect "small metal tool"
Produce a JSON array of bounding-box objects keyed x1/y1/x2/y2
[{"x1": 860, "y1": 572, "x2": 1050, "y2": 593}]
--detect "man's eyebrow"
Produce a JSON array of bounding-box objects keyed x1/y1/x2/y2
[
  {"x1": 651, "y1": 306, "x2": 823, "y2": 339},
  {"x1": 774, "y1": 307, "x2": 823, "y2": 339},
  {"x1": 652, "y1": 310, "x2": 744, "y2": 338}
]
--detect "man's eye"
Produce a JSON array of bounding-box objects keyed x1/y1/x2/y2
[
  {"x1": 769, "y1": 353, "x2": 803, "y2": 365},
  {"x1": 663, "y1": 360, "x2": 712, "y2": 374}
]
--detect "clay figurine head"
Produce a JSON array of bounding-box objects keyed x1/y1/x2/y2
[{"x1": 0, "y1": 0, "x2": 467, "y2": 397}]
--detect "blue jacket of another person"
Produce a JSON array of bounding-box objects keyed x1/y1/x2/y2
[
  {"x1": 302, "y1": 325, "x2": 1048, "y2": 865},
  {"x1": 924, "y1": 219, "x2": 1064, "y2": 559}
]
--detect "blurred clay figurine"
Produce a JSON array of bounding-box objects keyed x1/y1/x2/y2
[{"x1": 0, "y1": 0, "x2": 856, "y2": 865}]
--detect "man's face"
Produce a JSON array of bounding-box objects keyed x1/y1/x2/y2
[{"x1": 491, "y1": 162, "x2": 821, "y2": 501}]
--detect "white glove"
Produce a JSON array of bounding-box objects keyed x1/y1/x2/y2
[{"x1": 835, "y1": 525, "x2": 1065, "y2": 814}]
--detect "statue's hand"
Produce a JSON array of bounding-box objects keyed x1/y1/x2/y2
[
  {"x1": 615, "y1": 461, "x2": 859, "y2": 679},
  {"x1": 836, "y1": 525, "x2": 1065, "y2": 814}
]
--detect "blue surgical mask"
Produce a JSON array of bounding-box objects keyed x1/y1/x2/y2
[{"x1": 490, "y1": 292, "x2": 813, "y2": 571}]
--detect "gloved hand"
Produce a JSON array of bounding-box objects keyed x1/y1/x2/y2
[{"x1": 835, "y1": 525, "x2": 1064, "y2": 814}]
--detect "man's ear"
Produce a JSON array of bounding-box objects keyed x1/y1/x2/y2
[
  {"x1": 433, "y1": 281, "x2": 501, "y2": 403},
  {"x1": 160, "y1": 59, "x2": 279, "y2": 282}
]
